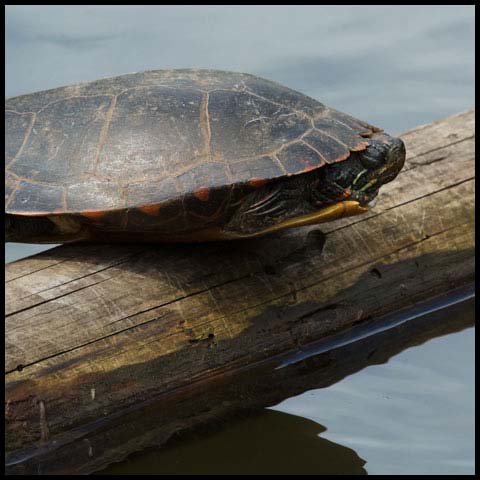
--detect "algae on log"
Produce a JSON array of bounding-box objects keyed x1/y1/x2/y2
[{"x1": 5, "y1": 109, "x2": 475, "y2": 474}]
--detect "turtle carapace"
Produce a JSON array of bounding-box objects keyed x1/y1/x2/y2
[{"x1": 5, "y1": 69, "x2": 405, "y2": 243}]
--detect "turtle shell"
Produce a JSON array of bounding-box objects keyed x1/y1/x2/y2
[{"x1": 5, "y1": 69, "x2": 380, "y2": 237}]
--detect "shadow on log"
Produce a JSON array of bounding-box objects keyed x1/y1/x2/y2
[{"x1": 5, "y1": 109, "x2": 475, "y2": 474}]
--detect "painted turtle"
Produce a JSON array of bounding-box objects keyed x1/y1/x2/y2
[{"x1": 5, "y1": 69, "x2": 405, "y2": 243}]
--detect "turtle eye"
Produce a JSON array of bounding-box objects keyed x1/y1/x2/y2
[{"x1": 360, "y1": 143, "x2": 388, "y2": 170}]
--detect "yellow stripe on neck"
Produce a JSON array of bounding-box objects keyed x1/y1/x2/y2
[{"x1": 250, "y1": 200, "x2": 369, "y2": 237}]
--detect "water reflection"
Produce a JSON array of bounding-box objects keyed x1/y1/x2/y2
[{"x1": 99, "y1": 409, "x2": 367, "y2": 475}]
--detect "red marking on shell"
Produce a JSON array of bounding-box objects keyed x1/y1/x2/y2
[
  {"x1": 335, "y1": 152, "x2": 351, "y2": 164},
  {"x1": 350, "y1": 141, "x2": 370, "y2": 152},
  {"x1": 138, "y1": 204, "x2": 160, "y2": 215},
  {"x1": 248, "y1": 178, "x2": 269, "y2": 188},
  {"x1": 194, "y1": 187, "x2": 210, "y2": 202},
  {"x1": 11, "y1": 211, "x2": 52, "y2": 216},
  {"x1": 299, "y1": 158, "x2": 313, "y2": 169},
  {"x1": 81, "y1": 211, "x2": 106, "y2": 222}
]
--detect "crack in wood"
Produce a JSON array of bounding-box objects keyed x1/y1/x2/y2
[
  {"x1": 6, "y1": 256, "x2": 78, "y2": 283},
  {"x1": 6, "y1": 251, "x2": 146, "y2": 317},
  {"x1": 5, "y1": 276, "x2": 113, "y2": 322},
  {"x1": 405, "y1": 135, "x2": 474, "y2": 165},
  {"x1": 5, "y1": 274, "x2": 251, "y2": 375}
]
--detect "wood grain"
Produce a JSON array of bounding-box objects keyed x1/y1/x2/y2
[{"x1": 5, "y1": 109, "x2": 475, "y2": 474}]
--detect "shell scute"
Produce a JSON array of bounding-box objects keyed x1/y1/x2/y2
[
  {"x1": 10, "y1": 95, "x2": 112, "y2": 185},
  {"x1": 303, "y1": 130, "x2": 350, "y2": 164},
  {"x1": 177, "y1": 162, "x2": 231, "y2": 193},
  {"x1": 314, "y1": 117, "x2": 369, "y2": 152},
  {"x1": 66, "y1": 179, "x2": 120, "y2": 212},
  {"x1": 9, "y1": 181, "x2": 64, "y2": 214},
  {"x1": 325, "y1": 108, "x2": 381, "y2": 137},
  {"x1": 208, "y1": 90, "x2": 310, "y2": 160},
  {"x1": 277, "y1": 143, "x2": 325, "y2": 173},
  {"x1": 96, "y1": 86, "x2": 204, "y2": 182},
  {"x1": 126, "y1": 177, "x2": 179, "y2": 207},
  {"x1": 242, "y1": 76, "x2": 326, "y2": 118},
  {"x1": 5, "y1": 111, "x2": 35, "y2": 168},
  {"x1": 229, "y1": 156, "x2": 285, "y2": 183}
]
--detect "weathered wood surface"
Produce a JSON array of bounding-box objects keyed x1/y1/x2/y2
[{"x1": 5, "y1": 109, "x2": 475, "y2": 474}]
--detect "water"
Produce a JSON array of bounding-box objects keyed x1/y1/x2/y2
[
  {"x1": 5, "y1": 5, "x2": 475, "y2": 475},
  {"x1": 276, "y1": 326, "x2": 475, "y2": 475},
  {"x1": 98, "y1": 298, "x2": 475, "y2": 475}
]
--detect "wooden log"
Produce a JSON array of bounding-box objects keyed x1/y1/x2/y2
[{"x1": 5, "y1": 109, "x2": 475, "y2": 474}]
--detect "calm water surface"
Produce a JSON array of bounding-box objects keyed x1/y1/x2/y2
[{"x1": 5, "y1": 5, "x2": 475, "y2": 475}]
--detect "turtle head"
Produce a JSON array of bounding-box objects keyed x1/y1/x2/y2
[
  {"x1": 316, "y1": 133, "x2": 406, "y2": 208},
  {"x1": 354, "y1": 133, "x2": 406, "y2": 203}
]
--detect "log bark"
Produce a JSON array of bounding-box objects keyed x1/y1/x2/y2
[{"x1": 5, "y1": 109, "x2": 475, "y2": 474}]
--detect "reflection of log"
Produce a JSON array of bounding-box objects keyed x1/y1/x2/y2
[
  {"x1": 5, "y1": 109, "x2": 475, "y2": 474},
  {"x1": 102, "y1": 408, "x2": 369, "y2": 475}
]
